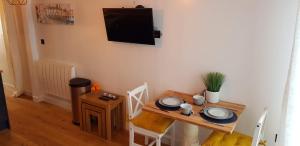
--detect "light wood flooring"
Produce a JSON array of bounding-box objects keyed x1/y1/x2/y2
[{"x1": 0, "y1": 95, "x2": 140, "y2": 146}]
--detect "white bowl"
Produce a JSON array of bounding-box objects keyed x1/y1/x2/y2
[{"x1": 193, "y1": 95, "x2": 205, "y2": 105}]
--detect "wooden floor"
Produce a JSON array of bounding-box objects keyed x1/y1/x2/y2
[{"x1": 0, "y1": 96, "x2": 140, "y2": 146}]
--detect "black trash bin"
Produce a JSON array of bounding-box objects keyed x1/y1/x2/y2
[{"x1": 69, "y1": 78, "x2": 91, "y2": 125}]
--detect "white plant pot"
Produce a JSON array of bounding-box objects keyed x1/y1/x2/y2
[{"x1": 205, "y1": 91, "x2": 220, "y2": 103}]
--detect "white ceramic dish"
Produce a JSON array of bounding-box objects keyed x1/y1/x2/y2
[
  {"x1": 159, "y1": 97, "x2": 182, "y2": 107},
  {"x1": 203, "y1": 107, "x2": 234, "y2": 120}
]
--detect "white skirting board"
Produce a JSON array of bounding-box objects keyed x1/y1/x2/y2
[
  {"x1": 3, "y1": 82, "x2": 17, "y2": 97},
  {"x1": 35, "y1": 94, "x2": 72, "y2": 111}
]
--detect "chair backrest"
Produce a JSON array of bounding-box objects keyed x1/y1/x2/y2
[
  {"x1": 127, "y1": 83, "x2": 149, "y2": 120},
  {"x1": 252, "y1": 109, "x2": 268, "y2": 146}
]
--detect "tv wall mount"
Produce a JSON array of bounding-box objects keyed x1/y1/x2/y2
[
  {"x1": 135, "y1": 5, "x2": 162, "y2": 39},
  {"x1": 136, "y1": 5, "x2": 145, "y2": 8},
  {"x1": 119, "y1": 5, "x2": 162, "y2": 39}
]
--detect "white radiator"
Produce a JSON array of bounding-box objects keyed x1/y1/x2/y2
[{"x1": 37, "y1": 60, "x2": 76, "y2": 101}]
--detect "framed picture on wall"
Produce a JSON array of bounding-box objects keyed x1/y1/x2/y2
[{"x1": 35, "y1": 3, "x2": 75, "y2": 25}]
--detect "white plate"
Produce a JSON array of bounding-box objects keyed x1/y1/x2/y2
[
  {"x1": 203, "y1": 107, "x2": 234, "y2": 120},
  {"x1": 208, "y1": 108, "x2": 227, "y2": 117},
  {"x1": 159, "y1": 97, "x2": 182, "y2": 107}
]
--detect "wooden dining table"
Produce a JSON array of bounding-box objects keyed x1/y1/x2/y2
[{"x1": 142, "y1": 90, "x2": 246, "y2": 145}]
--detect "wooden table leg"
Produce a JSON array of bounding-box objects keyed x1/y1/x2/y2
[
  {"x1": 106, "y1": 107, "x2": 112, "y2": 141},
  {"x1": 112, "y1": 108, "x2": 116, "y2": 129},
  {"x1": 116, "y1": 104, "x2": 120, "y2": 130},
  {"x1": 121, "y1": 99, "x2": 126, "y2": 130},
  {"x1": 180, "y1": 123, "x2": 199, "y2": 146}
]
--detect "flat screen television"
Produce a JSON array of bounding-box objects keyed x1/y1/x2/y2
[{"x1": 103, "y1": 8, "x2": 156, "y2": 45}]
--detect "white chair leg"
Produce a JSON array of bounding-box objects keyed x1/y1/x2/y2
[
  {"x1": 171, "y1": 126, "x2": 176, "y2": 146},
  {"x1": 156, "y1": 137, "x2": 161, "y2": 146},
  {"x1": 145, "y1": 136, "x2": 149, "y2": 145},
  {"x1": 129, "y1": 127, "x2": 135, "y2": 146}
]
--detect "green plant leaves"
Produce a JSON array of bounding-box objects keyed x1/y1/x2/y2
[{"x1": 203, "y1": 72, "x2": 225, "y2": 92}]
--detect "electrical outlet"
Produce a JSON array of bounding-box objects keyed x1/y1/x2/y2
[{"x1": 41, "y1": 39, "x2": 45, "y2": 45}]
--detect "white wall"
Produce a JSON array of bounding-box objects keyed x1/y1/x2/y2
[
  {"x1": 0, "y1": 16, "x2": 17, "y2": 96},
  {"x1": 252, "y1": 0, "x2": 298, "y2": 144},
  {"x1": 14, "y1": 7, "x2": 33, "y2": 94},
  {"x1": 1, "y1": 1, "x2": 32, "y2": 96},
  {"x1": 30, "y1": 0, "x2": 298, "y2": 145},
  {"x1": 0, "y1": 18, "x2": 13, "y2": 85}
]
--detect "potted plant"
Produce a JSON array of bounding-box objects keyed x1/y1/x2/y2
[{"x1": 203, "y1": 72, "x2": 225, "y2": 103}]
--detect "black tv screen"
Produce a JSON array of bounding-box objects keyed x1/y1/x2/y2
[{"x1": 103, "y1": 8, "x2": 155, "y2": 45}]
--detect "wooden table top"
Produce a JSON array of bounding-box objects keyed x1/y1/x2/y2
[
  {"x1": 80, "y1": 91, "x2": 125, "y2": 109},
  {"x1": 143, "y1": 90, "x2": 246, "y2": 133}
]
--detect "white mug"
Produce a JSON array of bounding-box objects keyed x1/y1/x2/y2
[
  {"x1": 193, "y1": 95, "x2": 205, "y2": 105},
  {"x1": 180, "y1": 103, "x2": 193, "y2": 115}
]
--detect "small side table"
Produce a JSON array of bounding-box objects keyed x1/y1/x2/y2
[{"x1": 79, "y1": 91, "x2": 125, "y2": 140}]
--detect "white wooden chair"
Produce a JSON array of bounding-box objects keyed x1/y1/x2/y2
[
  {"x1": 202, "y1": 109, "x2": 268, "y2": 146},
  {"x1": 251, "y1": 109, "x2": 268, "y2": 146},
  {"x1": 127, "y1": 83, "x2": 175, "y2": 146}
]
